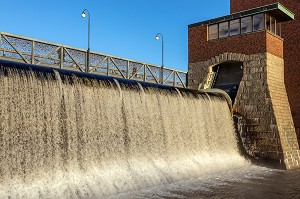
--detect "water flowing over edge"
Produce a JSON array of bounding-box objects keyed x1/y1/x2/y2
[{"x1": 0, "y1": 62, "x2": 249, "y2": 199}]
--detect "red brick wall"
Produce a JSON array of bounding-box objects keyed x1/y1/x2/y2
[
  {"x1": 230, "y1": 0, "x2": 297, "y2": 14},
  {"x1": 230, "y1": 0, "x2": 300, "y2": 128},
  {"x1": 266, "y1": 33, "x2": 284, "y2": 58},
  {"x1": 188, "y1": 26, "x2": 283, "y2": 63}
]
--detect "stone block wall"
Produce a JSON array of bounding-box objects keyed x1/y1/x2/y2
[
  {"x1": 234, "y1": 53, "x2": 281, "y2": 161},
  {"x1": 266, "y1": 53, "x2": 300, "y2": 169},
  {"x1": 188, "y1": 51, "x2": 300, "y2": 169},
  {"x1": 230, "y1": 0, "x2": 300, "y2": 147},
  {"x1": 188, "y1": 1, "x2": 300, "y2": 168}
]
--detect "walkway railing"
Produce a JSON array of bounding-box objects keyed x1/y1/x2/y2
[{"x1": 0, "y1": 32, "x2": 187, "y2": 88}]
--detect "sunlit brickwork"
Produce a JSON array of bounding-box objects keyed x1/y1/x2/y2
[{"x1": 231, "y1": 0, "x2": 300, "y2": 132}]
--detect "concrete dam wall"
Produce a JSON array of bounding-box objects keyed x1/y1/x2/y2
[{"x1": 0, "y1": 60, "x2": 248, "y2": 198}]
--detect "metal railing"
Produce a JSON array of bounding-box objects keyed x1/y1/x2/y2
[{"x1": 0, "y1": 32, "x2": 187, "y2": 88}]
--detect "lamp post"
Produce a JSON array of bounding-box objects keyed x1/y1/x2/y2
[
  {"x1": 155, "y1": 33, "x2": 164, "y2": 84},
  {"x1": 81, "y1": 9, "x2": 90, "y2": 73}
]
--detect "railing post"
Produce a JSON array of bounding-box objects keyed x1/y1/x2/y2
[
  {"x1": 126, "y1": 61, "x2": 130, "y2": 79},
  {"x1": 0, "y1": 33, "x2": 2, "y2": 57},
  {"x1": 60, "y1": 46, "x2": 64, "y2": 69},
  {"x1": 143, "y1": 65, "x2": 146, "y2": 82},
  {"x1": 31, "y1": 41, "x2": 35, "y2": 64},
  {"x1": 173, "y1": 71, "x2": 176, "y2": 87},
  {"x1": 106, "y1": 56, "x2": 110, "y2": 76},
  {"x1": 86, "y1": 49, "x2": 90, "y2": 73},
  {"x1": 161, "y1": 67, "x2": 164, "y2": 84}
]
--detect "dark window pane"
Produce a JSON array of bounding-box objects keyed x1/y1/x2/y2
[
  {"x1": 253, "y1": 13, "x2": 264, "y2": 31},
  {"x1": 276, "y1": 22, "x2": 281, "y2": 36},
  {"x1": 219, "y1": 21, "x2": 229, "y2": 38},
  {"x1": 241, "y1": 16, "x2": 252, "y2": 33},
  {"x1": 266, "y1": 14, "x2": 271, "y2": 31},
  {"x1": 271, "y1": 17, "x2": 276, "y2": 33},
  {"x1": 230, "y1": 19, "x2": 240, "y2": 36},
  {"x1": 208, "y1": 24, "x2": 218, "y2": 40}
]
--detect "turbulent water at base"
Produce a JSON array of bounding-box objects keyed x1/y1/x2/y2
[{"x1": 0, "y1": 64, "x2": 249, "y2": 199}]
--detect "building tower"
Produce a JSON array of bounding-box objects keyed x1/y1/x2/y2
[
  {"x1": 231, "y1": 0, "x2": 300, "y2": 146},
  {"x1": 188, "y1": 1, "x2": 300, "y2": 169}
]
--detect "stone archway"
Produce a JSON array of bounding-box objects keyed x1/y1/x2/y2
[
  {"x1": 188, "y1": 52, "x2": 300, "y2": 169},
  {"x1": 188, "y1": 52, "x2": 247, "y2": 105}
]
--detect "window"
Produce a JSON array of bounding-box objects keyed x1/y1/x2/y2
[
  {"x1": 276, "y1": 22, "x2": 281, "y2": 36},
  {"x1": 207, "y1": 12, "x2": 282, "y2": 41},
  {"x1": 230, "y1": 19, "x2": 240, "y2": 36},
  {"x1": 266, "y1": 14, "x2": 280, "y2": 36},
  {"x1": 271, "y1": 17, "x2": 276, "y2": 34},
  {"x1": 208, "y1": 24, "x2": 218, "y2": 40},
  {"x1": 241, "y1": 16, "x2": 252, "y2": 33},
  {"x1": 219, "y1": 21, "x2": 229, "y2": 38},
  {"x1": 253, "y1": 13, "x2": 264, "y2": 31},
  {"x1": 266, "y1": 14, "x2": 271, "y2": 31}
]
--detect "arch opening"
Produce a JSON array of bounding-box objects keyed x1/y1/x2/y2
[{"x1": 211, "y1": 61, "x2": 243, "y2": 103}]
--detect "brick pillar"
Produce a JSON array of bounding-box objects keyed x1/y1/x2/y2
[
  {"x1": 188, "y1": 52, "x2": 300, "y2": 169},
  {"x1": 266, "y1": 53, "x2": 300, "y2": 169}
]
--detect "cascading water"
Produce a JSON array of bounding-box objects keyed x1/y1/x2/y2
[{"x1": 0, "y1": 61, "x2": 249, "y2": 199}]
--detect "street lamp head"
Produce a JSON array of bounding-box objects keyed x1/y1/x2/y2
[
  {"x1": 81, "y1": 9, "x2": 89, "y2": 18},
  {"x1": 155, "y1": 33, "x2": 163, "y2": 41}
]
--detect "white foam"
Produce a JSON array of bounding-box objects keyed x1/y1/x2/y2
[{"x1": 0, "y1": 67, "x2": 249, "y2": 198}]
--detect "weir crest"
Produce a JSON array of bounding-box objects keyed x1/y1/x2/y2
[{"x1": 0, "y1": 61, "x2": 249, "y2": 198}]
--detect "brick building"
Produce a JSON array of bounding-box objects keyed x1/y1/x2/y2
[
  {"x1": 188, "y1": 1, "x2": 300, "y2": 169},
  {"x1": 231, "y1": 0, "x2": 300, "y2": 149}
]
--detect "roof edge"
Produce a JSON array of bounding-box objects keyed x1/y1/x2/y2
[
  {"x1": 188, "y1": 2, "x2": 295, "y2": 29},
  {"x1": 278, "y1": 3, "x2": 295, "y2": 20}
]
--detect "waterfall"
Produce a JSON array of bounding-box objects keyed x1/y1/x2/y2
[{"x1": 0, "y1": 61, "x2": 248, "y2": 199}]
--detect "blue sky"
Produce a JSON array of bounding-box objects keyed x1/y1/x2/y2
[{"x1": 0, "y1": 0, "x2": 230, "y2": 71}]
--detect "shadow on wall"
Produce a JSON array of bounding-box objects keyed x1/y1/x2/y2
[{"x1": 233, "y1": 113, "x2": 286, "y2": 169}]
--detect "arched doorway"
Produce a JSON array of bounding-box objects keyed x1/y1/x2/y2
[{"x1": 212, "y1": 61, "x2": 243, "y2": 103}]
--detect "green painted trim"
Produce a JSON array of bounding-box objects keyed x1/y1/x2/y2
[
  {"x1": 278, "y1": 3, "x2": 295, "y2": 20},
  {"x1": 188, "y1": 3, "x2": 295, "y2": 28}
]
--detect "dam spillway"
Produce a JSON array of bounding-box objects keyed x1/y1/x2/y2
[{"x1": 0, "y1": 60, "x2": 248, "y2": 198}]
